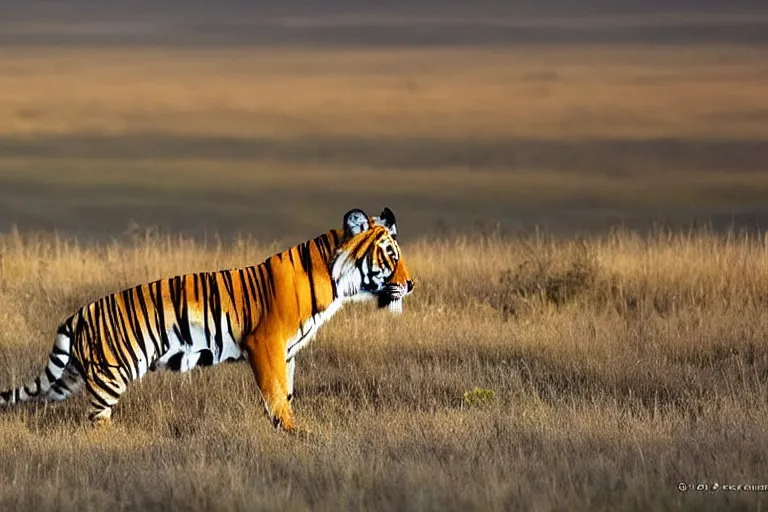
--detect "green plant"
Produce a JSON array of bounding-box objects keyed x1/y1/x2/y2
[{"x1": 463, "y1": 387, "x2": 496, "y2": 408}]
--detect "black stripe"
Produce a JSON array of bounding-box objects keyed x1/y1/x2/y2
[
  {"x1": 86, "y1": 305, "x2": 109, "y2": 372},
  {"x1": 52, "y1": 345, "x2": 68, "y2": 356},
  {"x1": 122, "y1": 289, "x2": 149, "y2": 364},
  {"x1": 82, "y1": 305, "x2": 98, "y2": 365},
  {"x1": 209, "y1": 274, "x2": 224, "y2": 356},
  {"x1": 88, "y1": 392, "x2": 112, "y2": 409},
  {"x1": 91, "y1": 300, "x2": 113, "y2": 371},
  {"x1": 263, "y1": 258, "x2": 276, "y2": 298},
  {"x1": 99, "y1": 297, "x2": 124, "y2": 368},
  {"x1": 49, "y1": 355, "x2": 66, "y2": 368},
  {"x1": 225, "y1": 313, "x2": 235, "y2": 341},
  {"x1": 245, "y1": 266, "x2": 263, "y2": 316},
  {"x1": 67, "y1": 315, "x2": 77, "y2": 334},
  {"x1": 179, "y1": 277, "x2": 193, "y2": 346},
  {"x1": 221, "y1": 271, "x2": 235, "y2": 302},
  {"x1": 85, "y1": 379, "x2": 115, "y2": 407},
  {"x1": 104, "y1": 296, "x2": 132, "y2": 373},
  {"x1": 221, "y1": 271, "x2": 239, "y2": 324},
  {"x1": 324, "y1": 235, "x2": 339, "y2": 299},
  {"x1": 136, "y1": 288, "x2": 162, "y2": 357},
  {"x1": 376, "y1": 246, "x2": 386, "y2": 268},
  {"x1": 110, "y1": 294, "x2": 140, "y2": 376},
  {"x1": 299, "y1": 241, "x2": 319, "y2": 316},
  {"x1": 254, "y1": 265, "x2": 269, "y2": 314},
  {"x1": 287, "y1": 329, "x2": 312, "y2": 354},
  {"x1": 319, "y1": 234, "x2": 332, "y2": 259},
  {"x1": 151, "y1": 281, "x2": 170, "y2": 350},
  {"x1": 238, "y1": 269, "x2": 253, "y2": 335},
  {"x1": 172, "y1": 325, "x2": 184, "y2": 345},
  {"x1": 201, "y1": 273, "x2": 212, "y2": 347},
  {"x1": 168, "y1": 275, "x2": 191, "y2": 345},
  {"x1": 89, "y1": 372, "x2": 122, "y2": 399}
]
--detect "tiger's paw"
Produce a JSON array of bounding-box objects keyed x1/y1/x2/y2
[
  {"x1": 285, "y1": 422, "x2": 314, "y2": 441},
  {"x1": 91, "y1": 416, "x2": 113, "y2": 428},
  {"x1": 271, "y1": 413, "x2": 314, "y2": 439},
  {"x1": 271, "y1": 413, "x2": 297, "y2": 433},
  {"x1": 89, "y1": 409, "x2": 113, "y2": 428}
]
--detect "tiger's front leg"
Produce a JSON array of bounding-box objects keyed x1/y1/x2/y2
[{"x1": 243, "y1": 324, "x2": 296, "y2": 432}]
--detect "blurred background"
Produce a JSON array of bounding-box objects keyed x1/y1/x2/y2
[{"x1": 1, "y1": 0, "x2": 767, "y2": 244}]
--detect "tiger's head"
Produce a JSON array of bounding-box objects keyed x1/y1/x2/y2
[{"x1": 331, "y1": 207, "x2": 414, "y2": 313}]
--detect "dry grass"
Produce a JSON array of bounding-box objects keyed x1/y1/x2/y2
[
  {"x1": 0, "y1": 45, "x2": 767, "y2": 140},
  {"x1": 1, "y1": 227, "x2": 768, "y2": 510}
]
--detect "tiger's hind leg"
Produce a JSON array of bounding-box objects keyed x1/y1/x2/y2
[
  {"x1": 84, "y1": 369, "x2": 129, "y2": 428},
  {"x1": 243, "y1": 325, "x2": 296, "y2": 432}
]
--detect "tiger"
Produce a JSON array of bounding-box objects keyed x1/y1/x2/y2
[{"x1": 0, "y1": 207, "x2": 413, "y2": 432}]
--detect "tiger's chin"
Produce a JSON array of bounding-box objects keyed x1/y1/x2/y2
[{"x1": 377, "y1": 293, "x2": 404, "y2": 314}]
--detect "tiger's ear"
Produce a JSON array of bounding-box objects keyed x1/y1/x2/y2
[
  {"x1": 343, "y1": 209, "x2": 370, "y2": 236},
  {"x1": 374, "y1": 207, "x2": 398, "y2": 238}
]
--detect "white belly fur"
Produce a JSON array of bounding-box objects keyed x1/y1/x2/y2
[
  {"x1": 151, "y1": 298, "x2": 345, "y2": 375},
  {"x1": 285, "y1": 300, "x2": 342, "y2": 361},
  {"x1": 152, "y1": 318, "x2": 244, "y2": 373}
]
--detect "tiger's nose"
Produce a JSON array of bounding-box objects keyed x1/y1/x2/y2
[{"x1": 406, "y1": 280, "x2": 414, "y2": 293}]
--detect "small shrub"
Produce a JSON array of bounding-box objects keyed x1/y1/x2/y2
[
  {"x1": 492, "y1": 243, "x2": 600, "y2": 318},
  {"x1": 463, "y1": 387, "x2": 496, "y2": 408}
]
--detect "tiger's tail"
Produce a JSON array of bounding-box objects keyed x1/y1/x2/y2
[{"x1": 0, "y1": 314, "x2": 84, "y2": 407}]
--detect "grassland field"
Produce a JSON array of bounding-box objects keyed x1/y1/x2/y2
[
  {"x1": 0, "y1": 39, "x2": 767, "y2": 511},
  {"x1": 1, "y1": 229, "x2": 768, "y2": 511}
]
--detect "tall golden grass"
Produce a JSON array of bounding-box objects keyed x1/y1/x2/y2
[{"x1": 0, "y1": 227, "x2": 767, "y2": 510}]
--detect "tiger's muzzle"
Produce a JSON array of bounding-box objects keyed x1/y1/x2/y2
[{"x1": 377, "y1": 279, "x2": 414, "y2": 313}]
